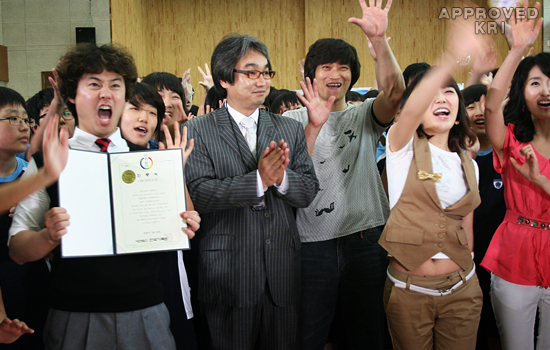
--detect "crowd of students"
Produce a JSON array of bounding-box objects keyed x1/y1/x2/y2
[{"x1": 0, "y1": 0, "x2": 548, "y2": 349}]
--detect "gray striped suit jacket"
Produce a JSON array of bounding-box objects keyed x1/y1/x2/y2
[{"x1": 185, "y1": 107, "x2": 319, "y2": 308}]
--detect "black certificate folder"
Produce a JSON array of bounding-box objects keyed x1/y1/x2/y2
[{"x1": 58, "y1": 148, "x2": 189, "y2": 257}]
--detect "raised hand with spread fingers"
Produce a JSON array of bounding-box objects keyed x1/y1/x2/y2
[
  {"x1": 197, "y1": 63, "x2": 214, "y2": 92},
  {"x1": 297, "y1": 77, "x2": 335, "y2": 156},
  {"x1": 348, "y1": 0, "x2": 404, "y2": 124}
]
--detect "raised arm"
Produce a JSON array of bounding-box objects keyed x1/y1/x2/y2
[
  {"x1": 9, "y1": 116, "x2": 70, "y2": 263},
  {"x1": 158, "y1": 122, "x2": 200, "y2": 238},
  {"x1": 348, "y1": 0, "x2": 404, "y2": 124},
  {"x1": 465, "y1": 46, "x2": 497, "y2": 88},
  {"x1": 296, "y1": 78, "x2": 335, "y2": 156},
  {"x1": 25, "y1": 69, "x2": 65, "y2": 161},
  {"x1": 484, "y1": 1, "x2": 542, "y2": 163},
  {"x1": 388, "y1": 65, "x2": 454, "y2": 152},
  {"x1": 389, "y1": 12, "x2": 489, "y2": 152},
  {"x1": 0, "y1": 114, "x2": 68, "y2": 214},
  {"x1": 197, "y1": 63, "x2": 214, "y2": 93}
]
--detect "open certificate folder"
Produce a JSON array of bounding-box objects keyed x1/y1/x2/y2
[{"x1": 58, "y1": 148, "x2": 189, "y2": 257}]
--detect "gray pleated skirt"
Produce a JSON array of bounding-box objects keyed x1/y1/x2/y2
[{"x1": 43, "y1": 303, "x2": 176, "y2": 350}]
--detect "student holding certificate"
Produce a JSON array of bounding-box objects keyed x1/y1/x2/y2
[{"x1": 9, "y1": 44, "x2": 200, "y2": 350}]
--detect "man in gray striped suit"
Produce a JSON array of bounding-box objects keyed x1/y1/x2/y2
[{"x1": 184, "y1": 34, "x2": 319, "y2": 350}]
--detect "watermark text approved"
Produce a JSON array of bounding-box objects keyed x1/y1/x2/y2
[{"x1": 438, "y1": 7, "x2": 539, "y2": 34}]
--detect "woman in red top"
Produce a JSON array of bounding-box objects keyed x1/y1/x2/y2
[{"x1": 482, "y1": 3, "x2": 549, "y2": 350}]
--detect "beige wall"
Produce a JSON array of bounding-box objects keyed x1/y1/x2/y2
[
  {"x1": 0, "y1": 2, "x2": 5, "y2": 87},
  {"x1": 0, "y1": 1, "x2": 546, "y2": 100},
  {"x1": 111, "y1": 0, "x2": 543, "y2": 104},
  {"x1": 1, "y1": 0, "x2": 111, "y2": 99},
  {"x1": 545, "y1": 1, "x2": 550, "y2": 51}
]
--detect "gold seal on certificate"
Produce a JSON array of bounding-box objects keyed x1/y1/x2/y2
[
  {"x1": 58, "y1": 148, "x2": 188, "y2": 257},
  {"x1": 122, "y1": 170, "x2": 136, "y2": 184}
]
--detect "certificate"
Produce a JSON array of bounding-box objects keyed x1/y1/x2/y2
[{"x1": 58, "y1": 148, "x2": 189, "y2": 257}]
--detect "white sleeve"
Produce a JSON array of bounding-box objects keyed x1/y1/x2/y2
[
  {"x1": 386, "y1": 129, "x2": 414, "y2": 209},
  {"x1": 9, "y1": 158, "x2": 51, "y2": 242},
  {"x1": 273, "y1": 170, "x2": 289, "y2": 195},
  {"x1": 472, "y1": 158, "x2": 479, "y2": 185}
]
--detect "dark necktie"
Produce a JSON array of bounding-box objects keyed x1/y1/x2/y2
[{"x1": 95, "y1": 138, "x2": 111, "y2": 152}]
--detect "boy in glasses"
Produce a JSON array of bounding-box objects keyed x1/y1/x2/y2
[
  {"x1": 184, "y1": 34, "x2": 318, "y2": 349},
  {"x1": 23, "y1": 88, "x2": 77, "y2": 164},
  {"x1": 27, "y1": 88, "x2": 77, "y2": 139},
  {"x1": 0, "y1": 86, "x2": 46, "y2": 347}
]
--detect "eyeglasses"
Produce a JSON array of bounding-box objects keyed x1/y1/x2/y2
[
  {"x1": 61, "y1": 110, "x2": 74, "y2": 120},
  {"x1": 39, "y1": 110, "x2": 74, "y2": 121},
  {"x1": 0, "y1": 116, "x2": 35, "y2": 128},
  {"x1": 233, "y1": 69, "x2": 276, "y2": 80}
]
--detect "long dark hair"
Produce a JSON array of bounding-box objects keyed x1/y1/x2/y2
[
  {"x1": 401, "y1": 69, "x2": 477, "y2": 153},
  {"x1": 504, "y1": 52, "x2": 550, "y2": 142}
]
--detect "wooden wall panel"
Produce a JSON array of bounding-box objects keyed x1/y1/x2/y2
[
  {"x1": 111, "y1": 0, "x2": 306, "y2": 103},
  {"x1": 111, "y1": 0, "x2": 544, "y2": 101}
]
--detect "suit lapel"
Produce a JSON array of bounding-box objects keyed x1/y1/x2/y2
[
  {"x1": 215, "y1": 107, "x2": 257, "y2": 170},
  {"x1": 257, "y1": 111, "x2": 276, "y2": 161}
]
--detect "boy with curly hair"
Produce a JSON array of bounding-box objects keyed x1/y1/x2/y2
[{"x1": 9, "y1": 44, "x2": 199, "y2": 350}]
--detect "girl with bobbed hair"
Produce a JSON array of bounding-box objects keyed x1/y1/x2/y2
[
  {"x1": 481, "y1": 3, "x2": 548, "y2": 349},
  {"x1": 379, "y1": 18, "x2": 486, "y2": 350}
]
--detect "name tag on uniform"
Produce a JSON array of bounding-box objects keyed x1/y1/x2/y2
[{"x1": 252, "y1": 199, "x2": 267, "y2": 211}]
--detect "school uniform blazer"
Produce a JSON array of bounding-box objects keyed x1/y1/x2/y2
[{"x1": 185, "y1": 107, "x2": 319, "y2": 308}]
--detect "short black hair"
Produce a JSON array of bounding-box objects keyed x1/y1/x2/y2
[
  {"x1": 26, "y1": 88, "x2": 54, "y2": 125},
  {"x1": 462, "y1": 84, "x2": 487, "y2": 107},
  {"x1": 265, "y1": 86, "x2": 280, "y2": 110},
  {"x1": 0, "y1": 87, "x2": 27, "y2": 112},
  {"x1": 504, "y1": 52, "x2": 550, "y2": 142},
  {"x1": 346, "y1": 91, "x2": 364, "y2": 103},
  {"x1": 127, "y1": 83, "x2": 165, "y2": 140},
  {"x1": 400, "y1": 69, "x2": 476, "y2": 153},
  {"x1": 403, "y1": 62, "x2": 431, "y2": 86},
  {"x1": 211, "y1": 34, "x2": 271, "y2": 99},
  {"x1": 203, "y1": 87, "x2": 224, "y2": 111},
  {"x1": 142, "y1": 72, "x2": 185, "y2": 101},
  {"x1": 57, "y1": 43, "x2": 138, "y2": 119},
  {"x1": 364, "y1": 89, "x2": 379, "y2": 99},
  {"x1": 304, "y1": 38, "x2": 360, "y2": 90},
  {"x1": 271, "y1": 90, "x2": 299, "y2": 115}
]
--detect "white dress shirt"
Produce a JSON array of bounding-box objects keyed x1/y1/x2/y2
[
  {"x1": 9, "y1": 127, "x2": 194, "y2": 318},
  {"x1": 10, "y1": 127, "x2": 129, "y2": 236}
]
